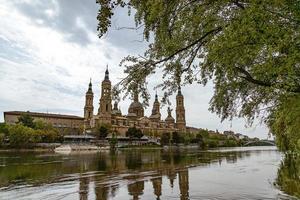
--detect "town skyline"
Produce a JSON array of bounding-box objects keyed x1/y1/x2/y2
[{"x1": 0, "y1": 0, "x2": 268, "y2": 139}]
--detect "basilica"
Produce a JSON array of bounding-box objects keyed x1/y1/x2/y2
[{"x1": 84, "y1": 68, "x2": 186, "y2": 136}]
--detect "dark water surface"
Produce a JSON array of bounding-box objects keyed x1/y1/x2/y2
[{"x1": 0, "y1": 146, "x2": 297, "y2": 200}]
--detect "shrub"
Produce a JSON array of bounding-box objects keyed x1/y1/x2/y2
[
  {"x1": 17, "y1": 113, "x2": 35, "y2": 128},
  {"x1": 0, "y1": 123, "x2": 9, "y2": 135},
  {"x1": 161, "y1": 132, "x2": 170, "y2": 145},
  {"x1": 126, "y1": 127, "x2": 143, "y2": 139},
  {"x1": 8, "y1": 124, "x2": 36, "y2": 147}
]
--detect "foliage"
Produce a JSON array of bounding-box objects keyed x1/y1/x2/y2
[
  {"x1": 0, "y1": 123, "x2": 9, "y2": 135},
  {"x1": 224, "y1": 139, "x2": 239, "y2": 147},
  {"x1": 171, "y1": 132, "x2": 182, "y2": 144},
  {"x1": 17, "y1": 113, "x2": 35, "y2": 128},
  {"x1": 8, "y1": 124, "x2": 38, "y2": 147},
  {"x1": 126, "y1": 127, "x2": 143, "y2": 138},
  {"x1": 33, "y1": 120, "x2": 52, "y2": 130},
  {"x1": 276, "y1": 155, "x2": 300, "y2": 198},
  {"x1": 160, "y1": 132, "x2": 170, "y2": 145},
  {"x1": 3, "y1": 120, "x2": 63, "y2": 148},
  {"x1": 98, "y1": 126, "x2": 109, "y2": 139},
  {"x1": 0, "y1": 133, "x2": 5, "y2": 146},
  {"x1": 109, "y1": 132, "x2": 118, "y2": 150},
  {"x1": 267, "y1": 95, "x2": 300, "y2": 152},
  {"x1": 97, "y1": 1, "x2": 300, "y2": 151}
]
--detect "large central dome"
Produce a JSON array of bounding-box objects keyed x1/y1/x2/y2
[{"x1": 128, "y1": 93, "x2": 144, "y2": 118}]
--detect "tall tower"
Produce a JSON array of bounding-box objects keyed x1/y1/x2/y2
[
  {"x1": 176, "y1": 86, "x2": 186, "y2": 131},
  {"x1": 84, "y1": 79, "x2": 94, "y2": 130},
  {"x1": 98, "y1": 66, "x2": 112, "y2": 124},
  {"x1": 149, "y1": 92, "x2": 161, "y2": 121}
]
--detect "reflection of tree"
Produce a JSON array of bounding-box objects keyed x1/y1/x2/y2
[
  {"x1": 151, "y1": 177, "x2": 162, "y2": 200},
  {"x1": 276, "y1": 155, "x2": 300, "y2": 198},
  {"x1": 178, "y1": 169, "x2": 189, "y2": 200},
  {"x1": 125, "y1": 151, "x2": 142, "y2": 170},
  {"x1": 127, "y1": 180, "x2": 144, "y2": 200},
  {"x1": 97, "y1": 153, "x2": 107, "y2": 171},
  {"x1": 79, "y1": 176, "x2": 89, "y2": 200}
]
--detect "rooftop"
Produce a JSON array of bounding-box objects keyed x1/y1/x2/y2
[{"x1": 4, "y1": 111, "x2": 84, "y2": 120}]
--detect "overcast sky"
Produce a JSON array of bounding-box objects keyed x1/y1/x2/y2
[{"x1": 0, "y1": 0, "x2": 269, "y2": 138}]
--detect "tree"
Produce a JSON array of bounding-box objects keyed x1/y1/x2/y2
[
  {"x1": 8, "y1": 124, "x2": 37, "y2": 147},
  {"x1": 126, "y1": 127, "x2": 143, "y2": 139},
  {"x1": 96, "y1": 1, "x2": 300, "y2": 151},
  {"x1": 98, "y1": 126, "x2": 109, "y2": 139},
  {"x1": 160, "y1": 132, "x2": 170, "y2": 146},
  {"x1": 0, "y1": 123, "x2": 9, "y2": 135},
  {"x1": 17, "y1": 113, "x2": 35, "y2": 128}
]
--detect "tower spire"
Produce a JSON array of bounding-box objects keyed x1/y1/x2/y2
[
  {"x1": 155, "y1": 90, "x2": 158, "y2": 101},
  {"x1": 104, "y1": 65, "x2": 109, "y2": 80},
  {"x1": 178, "y1": 85, "x2": 182, "y2": 95},
  {"x1": 87, "y1": 78, "x2": 92, "y2": 92}
]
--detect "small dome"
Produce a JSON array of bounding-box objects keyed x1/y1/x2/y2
[
  {"x1": 165, "y1": 116, "x2": 175, "y2": 123},
  {"x1": 128, "y1": 101, "x2": 143, "y2": 110}
]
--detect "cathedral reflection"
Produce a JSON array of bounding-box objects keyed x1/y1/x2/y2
[
  {"x1": 178, "y1": 169, "x2": 189, "y2": 200},
  {"x1": 73, "y1": 149, "x2": 247, "y2": 200},
  {"x1": 79, "y1": 176, "x2": 89, "y2": 200},
  {"x1": 128, "y1": 180, "x2": 144, "y2": 200},
  {"x1": 151, "y1": 177, "x2": 162, "y2": 200}
]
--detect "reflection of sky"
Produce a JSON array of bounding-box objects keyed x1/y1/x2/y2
[
  {"x1": 0, "y1": 0, "x2": 269, "y2": 138},
  {"x1": 0, "y1": 147, "x2": 283, "y2": 199}
]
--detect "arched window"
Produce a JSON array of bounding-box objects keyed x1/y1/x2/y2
[
  {"x1": 106, "y1": 104, "x2": 108, "y2": 112},
  {"x1": 88, "y1": 111, "x2": 91, "y2": 118}
]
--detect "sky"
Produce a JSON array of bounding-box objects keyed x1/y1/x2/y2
[{"x1": 0, "y1": 0, "x2": 269, "y2": 139}]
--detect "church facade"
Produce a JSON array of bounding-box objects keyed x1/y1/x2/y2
[{"x1": 84, "y1": 68, "x2": 186, "y2": 136}]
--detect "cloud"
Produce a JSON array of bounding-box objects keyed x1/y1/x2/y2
[{"x1": 0, "y1": 0, "x2": 269, "y2": 138}]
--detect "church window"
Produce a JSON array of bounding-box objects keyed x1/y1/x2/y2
[{"x1": 106, "y1": 104, "x2": 108, "y2": 112}]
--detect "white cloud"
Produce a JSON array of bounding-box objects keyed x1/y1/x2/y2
[{"x1": 0, "y1": 0, "x2": 269, "y2": 139}]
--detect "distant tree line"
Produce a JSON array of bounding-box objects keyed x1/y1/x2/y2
[{"x1": 160, "y1": 129, "x2": 245, "y2": 148}]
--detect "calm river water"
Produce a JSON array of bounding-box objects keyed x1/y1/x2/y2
[{"x1": 0, "y1": 146, "x2": 298, "y2": 200}]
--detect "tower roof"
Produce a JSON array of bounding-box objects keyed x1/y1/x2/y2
[
  {"x1": 155, "y1": 91, "x2": 158, "y2": 102},
  {"x1": 104, "y1": 65, "x2": 109, "y2": 80},
  {"x1": 87, "y1": 78, "x2": 93, "y2": 93},
  {"x1": 177, "y1": 86, "x2": 182, "y2": 96}
]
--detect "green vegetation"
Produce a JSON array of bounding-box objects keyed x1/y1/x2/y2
[
  {"x1": 109, "y1": 132, "x2": 118, "y2": 150},
  {"x1": 96, "y1": 1, "x2": 300, "y2": 153},
  {"x1": 126, "y1": 127, "x2": 143, "y2": 139},
  {"x1": 17, "y1": 113, "x2": 35, "y2": 128},
  {"x1": 94, "y1": 123, "x2": 111, "y2": 139},
  {"x1": 0, "y1": 120, "x2": 63, "y2": 148},
  {"x1": 276, "y1": 155, "x2": 300, "y2": 198},
  {"x1": 160, "y1": 129, "x2": 240, "y2": 148}
]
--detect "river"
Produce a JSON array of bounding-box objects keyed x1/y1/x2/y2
[{"x1": 0, "y1": 146, "x2": 298, "y2": 200}]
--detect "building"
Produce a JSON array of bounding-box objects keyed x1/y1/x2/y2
[
  {"x1": 84, "y1": 68, "x2": 187, "y2": 136},
  {"x1": 4, "y1": 111, "x2": 84, "y2": 129}
]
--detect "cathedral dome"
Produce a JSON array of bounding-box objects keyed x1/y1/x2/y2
[
  {"x1": 129, "y1": 101, "x2": 143, "y2": 110},
  {"x1": 165, "y1": 115, "x2": 175, "y2": 123},
  {"x1": 128, "y1": 101, "x2": 144, "y2": 118}
]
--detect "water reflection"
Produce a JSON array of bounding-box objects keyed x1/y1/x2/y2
[{"x1": 0, "y1": 147, "x2": 298, "y2": 199}]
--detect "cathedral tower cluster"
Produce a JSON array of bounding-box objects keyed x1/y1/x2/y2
[{"x1": 84, "y1": 68, "x2": 186, "y2": 135}]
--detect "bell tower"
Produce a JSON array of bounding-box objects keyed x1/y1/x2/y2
[
  {"x1": 149, "y1": 92, "x2": 161, "y2": 121},
  {"x1": 176, "y1": 86, "x2": 186, "y2": 131},
  {"x1": 98, "y1": 66, "x2": 112, "y2": 124},
  {"x1": 84, "y1": 79, "x2": 94, "y2": 130}
]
